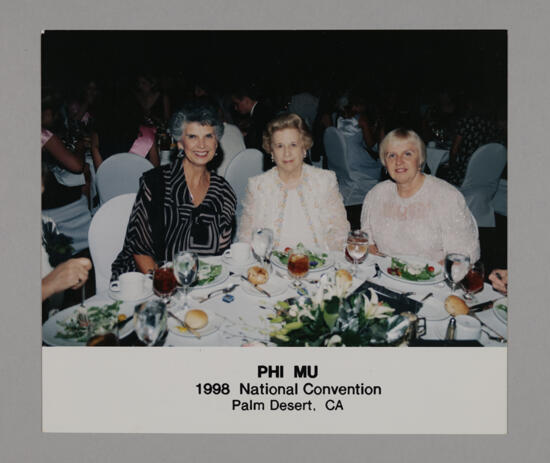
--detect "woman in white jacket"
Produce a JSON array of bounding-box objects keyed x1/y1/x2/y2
[{"x1": 238, "y1": 113, "x2": 350, "y2": 251}]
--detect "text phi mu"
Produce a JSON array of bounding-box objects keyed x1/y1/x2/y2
[{"x1": 258, "y1": 365, "x2": 318, "y2": 378}]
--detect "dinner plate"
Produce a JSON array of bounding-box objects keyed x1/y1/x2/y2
[
  {"x1": 241, "y1": 274, "x2": 289, "y2": 298},
  {"x1": 167, "y1": 310, "x2": 221, "y2": 338},
  {"x1": 271, "y1": 248, "x2": 334, "y2": 273},
  {"x1": 492, "y1": 297, "x2": 508, "y2": 324},
  {"x1": 187, "y1": 257, "x2": 230, "y2": 290},
  {"x1": 381, "y1": 255, "x2": 444, "y2": 285},
  {"x1": 42, "y1": 301, "x2": 135, "y2": 346}
]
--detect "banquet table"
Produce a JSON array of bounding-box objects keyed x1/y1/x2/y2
[{"x1": 43, "y1": 253, "x2": 507, "y2": 347}]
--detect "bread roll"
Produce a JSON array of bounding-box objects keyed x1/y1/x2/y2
[
  {"x1": 184, "y1": 309, "x2": 208, "y2": 329},
  {"x1": 335, "y1": 269, "x2": 353, "y2": 291},
  {"x1": 248, "y1": 266, "x2": 269, "y2": 285},
  {"x1": 444, "y1": 295, "x2": 469, "y2": 316}
]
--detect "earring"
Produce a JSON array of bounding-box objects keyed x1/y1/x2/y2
[
  {"x1": 303, "y1": 152, "x2": 307, "y2": 159},
  {"x1": 177, "y1": 149, "x2": 184, "y2": 159},
  {"x1": 271, "y1": 155, "x2": 275, "y2": 163}
]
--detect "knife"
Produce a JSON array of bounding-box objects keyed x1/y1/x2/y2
[
  {"x1": 238, "y1": 274, "x2": 271, "y2": 297},
  {"x1": 468, "y1": 298, "x2": 501, "y2": 313}
]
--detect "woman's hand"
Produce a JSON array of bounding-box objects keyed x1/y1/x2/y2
[
  {"x1": 134, "y1": 254, "x2": 157, "y2": 275},
  {"x1": 489, "y1": 269, "x2": 508, "y2": 295},
  {"x1": 42, "y1": 257, "x2": 92, "y2": 301}
]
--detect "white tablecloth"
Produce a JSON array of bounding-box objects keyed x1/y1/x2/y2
[{"x1": 46, "y1": 253, "x2": 507, "y2": 347}]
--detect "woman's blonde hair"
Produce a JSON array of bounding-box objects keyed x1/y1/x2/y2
[
  {"x1": 262, "y1": 113, "x2": 313, "y2": 153},
  {"x1": 379, "y1": 128, "x2": 426, "y2": 168}
]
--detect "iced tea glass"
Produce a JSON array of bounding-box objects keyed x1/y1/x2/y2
[
  {"x1": 462, "y1": 260, "x2": 485, "y2": 302},
  {"x1": 287, "y1": 249, "x2": 310, "y2": 289}
]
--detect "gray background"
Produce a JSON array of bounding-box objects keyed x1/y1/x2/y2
[{"x1": 1, "y1": 0, "x2": 549, "y2": 461}]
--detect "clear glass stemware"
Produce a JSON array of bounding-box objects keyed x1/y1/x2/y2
[
  {"x1": 174, "y1": 251, "x2": 199, "y2": 312},
  {"x1": 134, "y1": 299, "x2": 167, "y2": 346},
  {"x1": 444, "y1": 253, "x2": 471, "y2": 293},
  {"x1": 346, "y1": 230, "x2": 369, "y2": 276},
  {"x1": 251, "y1": 228, "x2": 274, "y2": 268}
]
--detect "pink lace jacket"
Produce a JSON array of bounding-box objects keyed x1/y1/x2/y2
[
  {"x1": 360, "y1": 175, "x2": 480, "y2": 263},
  {"x1": 238, "y1": 164, "x2": 350, "y2": 251}
]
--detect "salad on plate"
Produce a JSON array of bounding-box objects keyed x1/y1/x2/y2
[
  {"x1": 385, "y1": 256, "x2": 442, "y2": 283},
  {"x1": 55, "y1": 301, "x2": 122, "y2": 342},
  {"x1": 272, "y1": 243, "x2": 329, "y2": 270}
]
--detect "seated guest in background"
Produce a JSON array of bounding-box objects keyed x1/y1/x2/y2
[
  {"x1": 134, "y1": 73, "x2": 171, "y2": 126},
  {"x1": 437, "y1": 93, "x2": 500, "y2": 186},
  {"x1": 111, "y1": 102, "x2": 236, "y2": 279},
  {"x1": 231, "y1": 84, "x2": 275, "y2": 170},
  {"x1": 41, "y1": 168, "x2": 92, "y2": 305},
  {"x1": 335, "y1": 92, "x2": 382, "y2": 228},
  {"x1": 489, "y1": 269, "x2": 507, "y2": 295},
  {"x1": 361, "y1": 128, "x2": 480, "y2": 263},
  {"x1": 238, "y1": 113, "x2": 349, "y2": 251},
  {"x1": 91, "y1": 96, "x2": 159, "y2": 169},
  {"x1": 42, "y1": 91, "x2": 92, "y2": 255}
]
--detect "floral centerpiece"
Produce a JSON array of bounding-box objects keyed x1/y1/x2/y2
[{"x1": 269, "y1": 270, "x2": 412, "y2": 346}]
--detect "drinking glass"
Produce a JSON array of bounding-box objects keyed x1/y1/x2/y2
[
  {"x1": 134, "y1": 299, "x2": 167, "y2": 346},
  {"x1": 287, "y1": 248, "x2": 310, "y2": 288},
  {"x1": 153, "y1": 263, "x2": 177, "y2": 304},
  {"x1": 346, "y1": 230, "x2": 369, "y2": 276},
  {"x1": 444, "y1": 253, "x2": 471, "y2": 292},
  {"x1": 462, "y1": 260, "x2": 485, "y2": 302},
  {"x1": 251, "y1": 228, "x2": 274, "y2": 268},
  {"x1": 174, "y1": 251, "x2": 199, "y2": 311}
]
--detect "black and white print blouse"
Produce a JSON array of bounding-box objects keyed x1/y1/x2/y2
[{"x1": 111, "y1": 161, "x2": 236, "y2": 279}]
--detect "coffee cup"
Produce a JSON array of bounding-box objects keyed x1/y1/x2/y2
[
  {"x1": 455, "y1": 315, "x2": 482, "y2": 340},
  {"x1": 223, "y1": 242, "x2": 251, "y2": 265},
  {"x1": 110, "y1": 272, "x2": 151, "y2": 300}
]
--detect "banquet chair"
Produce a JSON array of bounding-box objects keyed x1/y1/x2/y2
[
  {"x1": 459, "y1": 143, "x2": 507, "y2": 227},
  {"x1": 491, "y1": 178, "x2": 507, "y2": 217},
  {"x1": 426, "y1": 147, "x2": 449, "y2": 176},
  {"x1": 224, "y1": 148, "x2": 264, "y2": 224},
  {"x1": 88, "y1": 193, "x2": 136, "y2": 293},
  {"x1": 323, "y1": 127, "x2": 363, "y2": 206},
  {"x1": 95, "y1": 153, "x2": 154, "y2": 205}
]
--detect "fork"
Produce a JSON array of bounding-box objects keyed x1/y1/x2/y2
[{"x1": 194, "y1": 283, "x2": 239, "y2": 303}]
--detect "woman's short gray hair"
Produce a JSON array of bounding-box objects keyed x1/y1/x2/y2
[{"x1": 169, "y1": 102, "x2": 224, "y2": 142}]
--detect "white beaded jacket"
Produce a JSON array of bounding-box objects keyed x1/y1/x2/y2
[{"x1": 238, "y1": 164, "x2": 350, "y2": 251}]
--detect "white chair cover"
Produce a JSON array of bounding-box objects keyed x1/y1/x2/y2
[
  {"x1": 224, "y1": 148, "x2": 264, "y2": 225},
  {"x1": 324, "y1": 127, "x2": 378, "y2": 206},
  {"x1": 426, "y1": 147, "x2": 449, "y2": 176},
  {"x1": 88, "y1": 193, "x2": 136, "y2": 293},
  {"x1": 459, "y1": 143, "x2": 507, "y2": 227},
  {"x1": 42, "y1": 195, "x2": 92, "y2": 254},
  {"x1": 491, "y1": 178, "x2": 507, "y2": 217},
  {"x1": 95, "y1": 153, "x2": 154, "y2": 204}
]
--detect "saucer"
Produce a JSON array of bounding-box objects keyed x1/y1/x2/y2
[
  {"x1": 221, "y1": 254, "x2": 256, "y2": 267},
  {"x1": 108, "y1": 286, "x2": 153, "y2": 303}
]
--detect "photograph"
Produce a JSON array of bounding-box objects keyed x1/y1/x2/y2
[{"x1": 41, "y1": 30, "x2": 508, "y2": 348}]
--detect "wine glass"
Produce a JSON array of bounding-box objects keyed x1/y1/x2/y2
[
  {"x1": 346, "y1": 230, "x2": 369, "y2": 276},
  {"x1": 134, "y1": 299, "x2": 167, "y2": 346},
  {"x1": 444, "y1": 253, "x2": 471, "y2": 292},
  {"x1": 251, "y1": 228, "x2": 274, "y2": 268},
  {"x1": 153, "y1": 262, "x2": 177, "y2": 305},
  {"x1": 462, "y1": 260, "x2": 485, "y2": 302},
  {"x1": 287, "y1": 247, "x2": 310, "y2": 289},
  {"x1": 174, "y1": 251, "x2": 199, "y2": 312}
]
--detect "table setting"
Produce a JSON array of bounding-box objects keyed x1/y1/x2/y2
[{"x1": 43, "y1": 230, "x2": 507, "y2": 348}]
